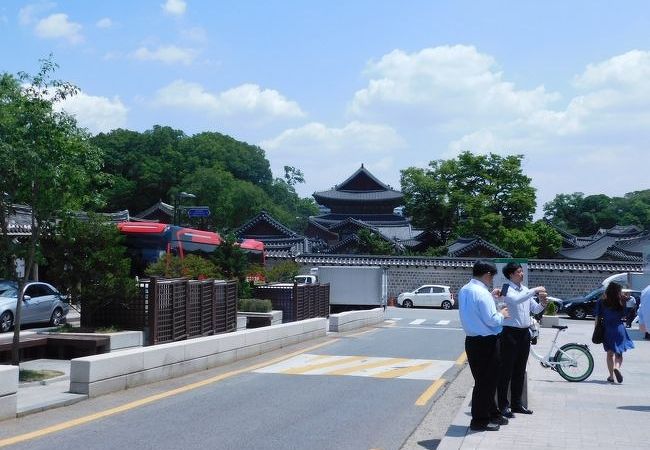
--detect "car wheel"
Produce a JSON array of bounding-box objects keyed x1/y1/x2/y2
[
  {"x1": 573, "y1": 306, "x2": 587, "y2": 320},
  {"x1": 0, "y1": 311, "x2": 14, "y2": 333},
  {"x1": 441, "y1": 300, "x2": 452, "y2": 310},
  {"x1": 50, "y1": 307, "x2": 64, "y2": 326},
  {"x1": 403, "y1": 299, "x2": 413, "y2": 308}
]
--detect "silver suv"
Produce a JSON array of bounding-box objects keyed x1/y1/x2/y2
[{"x1": 397, "y1": 285, "x2": 455, "y2": 309}]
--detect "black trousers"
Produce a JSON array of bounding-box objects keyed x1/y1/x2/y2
[
  {"x1": 497, "y1": 326, "x2": 530, "y2": 410},
  {"x1": 465, "y1": 334, "x2": 500, "y2": 425}
]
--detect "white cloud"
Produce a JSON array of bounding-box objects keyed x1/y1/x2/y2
[
  {"x1": 132, "y1": 45, "x2": 197, "y2": 65},
  {"x1": 18, "y1": 3, "x2": 55, "y2": 25},
  {"x1": 181, "y1": 26, "x2": 208, "y2": 44},
  {"x1": 349, "y1": 45, "x2": 560, "y2": 132},
  {"x1": 260, "y1": 122, "x2": 406, "y2": 196},
  {"x1": 154, "y1": 80, "x2": 305, "y2": 119},
  {"x1": 35, "y1": 13, "x2": 83, "y2": 44},
  {"x1": 56, "y1": 92, "x2": 128, "y2": 134},
  {"x1": 162, "y1": 0, "x2": 186, "y2": 16},
  {"x1": 96, "y1": 17, "x2": 112, "y2": 29}
]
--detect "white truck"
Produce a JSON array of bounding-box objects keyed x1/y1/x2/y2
[{"x1": 295, "y1": 266, "x2": 387, "y2": 311}]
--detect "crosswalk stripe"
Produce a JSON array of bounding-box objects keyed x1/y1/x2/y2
[
  {"x1": 409, "y1": 319, "x2": 426, "y2": 325},
  {"x1": 436, "y1": 320, "x2": 450, "y2": 325},
  {"x1": 325, "y1": 357, "x2": 408, "y2": 376},
  {"x1": 281, "y1": 355, "x2": 365, "y2": 374},
  {"x1": 374, "y1": 362, "x2": 432, "y2": 379}
]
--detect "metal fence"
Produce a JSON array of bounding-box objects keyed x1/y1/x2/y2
[
  {"x1": 82, "y1": 278, "x2": 238, "y2": 345},
  {"x1": 253, "y1": 283, "x2": 329, "y2": 322}
]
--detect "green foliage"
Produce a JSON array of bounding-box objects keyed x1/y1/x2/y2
[
  {"x1": 544, "y1": 190, "x2": 650, "y2": 235},
  {"x1": 145, "y1": 254, "x2": 222, "y2": 279},
  {"x1": 545, "y1": 300, "x2": 558, "y2": 316},
  {"x1": 265, "y1": 260, "x2": 300, "y2": 282},
  {"x1": 401, "y1": 151, "x2": 536, "y2": 247},
  {"x1": 90, "y1": 128, "x2": 316, "y2": 231},
  {"x1": 357, "y1": 229, "x2": 397, "y2": 255},
  {"x1": 209, "y1": 233, "x2": 249, "y2": 280},
  {"x1": 499, "y1": 221, "x2": 563, "y2": 258},
  {"x1": 41, "y1": 215, "x2": 138, "y2": 317},
  {"x1": 238, "y1": 298, "x2": 272, "y2": 313}
]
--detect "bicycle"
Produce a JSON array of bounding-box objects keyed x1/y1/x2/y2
[{"x1": 528, "y1": 323, "x2": 594, "y2": 382}]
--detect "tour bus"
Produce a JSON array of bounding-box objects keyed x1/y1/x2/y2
[{"x1": 116, "y1": 222, "x2": 265, "y2": 276}]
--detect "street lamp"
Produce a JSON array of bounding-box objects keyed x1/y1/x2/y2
[{"x1": 173, "y1": 191, "x2": 196, "y2": 226}]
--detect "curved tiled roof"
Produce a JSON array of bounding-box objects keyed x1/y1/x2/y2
[
  {"x1": 447, "y1": 237, "x2": 512, "y2": 258},
  {"x1": 134, "y1": 200, "x2": 173, "y2": 219},
  {"x1": 235, "y1": 211, "x2": 298, "y2": 238},
  {"x1": 311, "y1": 213, "x2": 409, "y2": 227},
  {"x1": 294, "y1": 254, "x2": 644, "y2": 272},
  {"x1": 313, "y1": 165, "x2": 403, "y2": 204}
]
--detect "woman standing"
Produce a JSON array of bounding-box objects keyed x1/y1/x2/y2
[{"x1": 594, "y1": 282, "x2": 634, "y2": 383}]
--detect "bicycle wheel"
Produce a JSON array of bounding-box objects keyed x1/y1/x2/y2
[{"x1": 554, "y1": 343, "x2": 594, "y2": 382}]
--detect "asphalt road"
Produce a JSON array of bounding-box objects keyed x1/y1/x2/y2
[{"x1": 2, "y1": 307, "x2": 467, "y2": 450}]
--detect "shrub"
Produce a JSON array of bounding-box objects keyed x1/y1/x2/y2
[
  {"x1": 545, "y1": 300, "x2": 558, "y2": 316},
  {"x1": 145, "y1": 254, "x2": 222, "y2": 279},
  {"x1": 265, "y1": 260, "x2": 299, "y2": 282},
  {"x1": 238, "y1": 298, "x2": 272, "y2": 313}
]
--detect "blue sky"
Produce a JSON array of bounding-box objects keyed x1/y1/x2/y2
[{"x1": 2, "y1": 1, "x2": 650, "y2": 216}]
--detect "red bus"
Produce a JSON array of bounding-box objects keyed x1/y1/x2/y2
[{"x1": 117, "y1": 222, "x2": 265, "y2": 276}]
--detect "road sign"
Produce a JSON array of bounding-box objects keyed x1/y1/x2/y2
[{"x1": 186, "y1": 207, "x2": 211, "y2": 218}]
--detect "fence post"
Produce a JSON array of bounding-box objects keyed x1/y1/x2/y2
[{"x1": 148, "y1": 277, "x2": 159, "y2": 345}]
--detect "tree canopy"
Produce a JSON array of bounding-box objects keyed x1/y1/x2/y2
[
  {"x1": 401, "y1": 151, "x2": 561, "y2": 258},
  {"x1": 543, "y1": 190, "x2": 650, "y2": 235}
]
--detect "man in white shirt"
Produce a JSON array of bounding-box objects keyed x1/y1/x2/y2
[
  {"x1": 459, "y1": 260, "x2": 510, "y2": 432},
  {"x1": 497, "y1": 262, "x2": 547, "y2": 418}
]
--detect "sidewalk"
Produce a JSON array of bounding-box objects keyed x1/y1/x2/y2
[{"x1": 438, "y1": 319, "x2": 650, "y2": 449}]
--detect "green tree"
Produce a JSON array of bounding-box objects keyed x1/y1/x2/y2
[
  {"x1": 401, "y1": 151, "x2": 536, "y2": 247},
  {"x1": 0, "y1": 58, "x2": 105, "y2": 364},
  {"x1": 42, "y1": 215, "x2": 138, "y2": 324},
  {"x1": 145, "y1": 254, "x2": 222, "y2": 279},
  {"x1": 357, "y1": 229, "x2": 397, "y2": 255},
  {"x1": 499, "y1": 220, "x2": 563, "y2": 258}
]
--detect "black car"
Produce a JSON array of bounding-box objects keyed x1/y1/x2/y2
[{"x1": 564, "y1": 287, "x2": 641, "y2": 320}]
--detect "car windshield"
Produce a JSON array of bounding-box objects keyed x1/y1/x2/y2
[
  {"x1": 586, "y1": 288, "x2": 603, "y2": 299},
  {"x1": 0, "y1": 287, "x2": 18, "y2": 298}
]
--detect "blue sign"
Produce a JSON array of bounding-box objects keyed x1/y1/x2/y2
[{"x1": 186, "y1": 207, "x2": 211, "y2": 218}]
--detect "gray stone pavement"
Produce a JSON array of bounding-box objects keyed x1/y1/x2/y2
[{"x1": 436, "y1": 319, "x2": 650, "y2": 449}]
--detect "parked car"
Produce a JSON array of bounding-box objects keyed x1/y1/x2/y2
[
  {"x1": 563, "y1": 287, "x2": 641, "y2": 320},
  {"x1": 0, "y1": 281, "x2": 69, "y2": 332},
  {"x1": 397, "y1": 285, "x2": 454, "y2": 309}
]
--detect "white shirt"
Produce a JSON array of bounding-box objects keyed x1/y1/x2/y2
[
  {"x1": 501, "y1": 281, "x2": 545, "y2": 328},
  {"x1": 638, "y1": 285, "x2": 650, "y2": 330},
  {"x1": 458, "y1": 278, "x2": 505, "y2": 336}
]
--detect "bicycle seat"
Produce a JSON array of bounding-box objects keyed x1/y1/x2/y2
[{"x1": 552, "y1": 325, "x2": 568, "y2": 330}]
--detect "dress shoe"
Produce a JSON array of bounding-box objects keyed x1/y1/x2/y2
[
  {"x1": 470, "y1": 422, "x2": 500, "y2": 431},
  {"x1": 512, "y1": 405, "x2": 533, "y2": 414},
  {"x1": 490, "y1": 415, "x2": 509, "y2": 425},
  {"x1": 501, "y1": 407, "x2": 515, "y2": 418}
]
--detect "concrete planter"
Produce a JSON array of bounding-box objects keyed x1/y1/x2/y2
[
  {"x1": 540, "y1": 315, "x2": 560, "y2": 328},
  {"x1": 237, "y1": 316, "x2": 247, "y2": 330},
  {"x1": 0, "y1": 365, "x2": 18, "y2": 420},
  {"x1": 238, "y1": 310, "x2": 283, "y2": 329},
  {"x1": 40, "y1": 331, "x2": 143, "y2": 352}
]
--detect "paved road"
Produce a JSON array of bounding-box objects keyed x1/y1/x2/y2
[{"x1": 1, "y1": 307, "x2": 466, "y2": 450}]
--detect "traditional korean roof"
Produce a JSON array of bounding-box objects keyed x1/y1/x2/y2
[
  {"x1": 235, "y1": 211, "x2": 298, "y2": 239},
  {"x1": 3, "y1": 204, "x2": 130, "y2": 236},
  {"x1": 310, "y1": 213, "x2": 409, "y2": 228},
  {"x1": 447, "y1": 237, "x2": 512, "y2": 258},
  {"x1": 313, "y1": 164, "x2": 403, "y2": 205},
  {"x1": 133, "y1": 200, "x2": 174, "y2": 221},
  {"x1": 294, "y1": 254, "x2": 644, "y2": 272},
  {"x1": 4, "y1": 204, "x2": 32, "y2": 236}
]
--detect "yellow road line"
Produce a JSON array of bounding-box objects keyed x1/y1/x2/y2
[
  {"x1": 374, "y1": 362, "x2": 432, "y2": 379},
  {"x1": 325, "y1": 357, "x2": 408, "y2": 376},
  {"x1": 455, "y1": 351, "x2": 467, "y2": 365},
  {"x1": 415, "y1": 378, "x2": 446, "y2": 406},
  {"x1": 281, "y1": 355, "x2": 365, "y2": 375},
  {"x1": 0, "y1": 339, "x2": 338, "y2": 448},
  {"x1": 346, "y1": 328, "x2": 379, "y2": 337}
]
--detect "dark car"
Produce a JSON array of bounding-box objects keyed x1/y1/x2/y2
[{"x1": 564, "y1": 287, "x2": 641, "y2": 320}]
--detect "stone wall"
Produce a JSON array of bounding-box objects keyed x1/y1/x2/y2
[{"x1": 287, "y1": 256, "x2": 643, "y2": 302}]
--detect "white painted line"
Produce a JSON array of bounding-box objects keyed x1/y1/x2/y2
[
  {"x1": 409, "y1": 319, "x2": 426, "y2": 325},
  {"x1": 436, "y1": 320, "x2": 450, "y2": 325}
]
